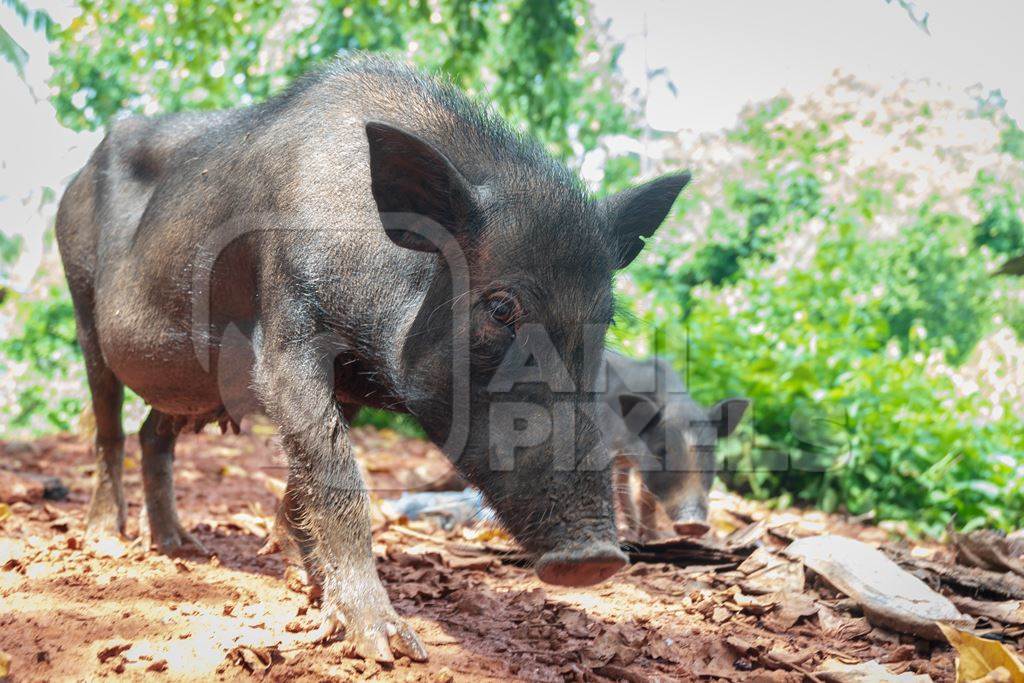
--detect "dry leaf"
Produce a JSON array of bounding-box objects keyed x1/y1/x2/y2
[
  {"x1": 731, "y1": 590, "x2": 780, "y2": 616},
  {"x1": 97, "y1": 643, "x2": 131, "y2": 663},
  {"x1": 558, "y1": 608, "x2": 593, "y2": 638},
  {"x1": 0, "y1": 650, "x2": 10, "y2": 678},
  {"x1": 227, "y1": 645, "x2": 281, "y2": 674},
  {"x1": 937, "y1": 622, "x2": 1024, "y2": 683},
  {"x1": 772, "y1": 593, "x2": 818, "y2": 630},
  {"x1": 950, "y1": 596, "x2": 1024, "y2": 626},
  {"x1": 737, "y1": 547, "x2": 805, "y2": 595},
  {"x1": 0, "y1": 503, "x2": 10, "y2": 524},
  {"x1": 817, "y1": 658, "x2": 933, "y2": 682},
  {"x1": 644, "y1": 635, "x2": 684, "y2": 663},
  {"x1": 950, "y1": 527, "x2": 1024, "y2": 578},
  {"x1": 818, "y1": 605, "x2": 872, "y2": 640},
  {"x1": 786, "y1": 535, "x2": 973, "y2": 640}
]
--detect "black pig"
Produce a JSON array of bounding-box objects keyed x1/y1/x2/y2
[
  {"x1": 602, "y1": 352, "x2": 749, "y2": 540},
  {"x1": 55, "y1": 55, "x2": 689, "y2": 662}
]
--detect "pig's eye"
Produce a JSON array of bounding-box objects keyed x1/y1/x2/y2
[{"x1": 486, "y1": 292, "x2": 520, "y2": 327}]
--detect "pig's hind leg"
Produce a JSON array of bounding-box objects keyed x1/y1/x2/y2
[
  {"x1": 138, "y1": 409, "x2": 208, "y2": 555},
  {"x1": 70, "y1": 283, "x2": 129, "y2": 545}
]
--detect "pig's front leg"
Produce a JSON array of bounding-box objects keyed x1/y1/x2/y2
[{"x1": 254, "y1": 347, "x2": 427, "y2": 663}]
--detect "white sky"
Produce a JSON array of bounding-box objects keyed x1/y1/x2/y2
[
  {"x1": 1, "y1": 0, "x2": 1022, "y2": 285},
  {"x1": 594, "y1": 0, "x2": 1024, "y2": 131}
]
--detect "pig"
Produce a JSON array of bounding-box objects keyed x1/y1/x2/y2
[
  {"x1": 601, "y1": 351, "x2": 749, "y2": 541},
  {"x1": 55, "y1": 55, "x2": 691, "y2": 662}
]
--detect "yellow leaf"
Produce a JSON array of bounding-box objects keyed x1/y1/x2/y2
[
  {"x1": 219, "y1": 464, "x2": 247, "y2": 478},
  {"x1": 0, "y1": 503, "x2": 10, "y2": 524},
  {"x1": 938, "y1": 622, "x2": 1024, "y2": 683},
  {"x1": 0, "y1": 649, "x2": 10, "y2": 677}
]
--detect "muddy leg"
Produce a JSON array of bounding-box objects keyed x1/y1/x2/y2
[
  {"x1": 260, "y1": 402, "x2": 360, "y2": 559},
  {"x1": 81, "y1": 346, "x2": 127, "y2": 543},
  {"x1": 258, "y1": 477, "x2": 304, "y2": 560},
  {"x1": 139, "y1": 409, "x2": 207, "y2": 555},
  {"x1": 256, "y1": 346, "x2": 426, "y2": 663}
]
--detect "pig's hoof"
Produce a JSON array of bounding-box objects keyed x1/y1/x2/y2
[
  {"x1": 150, "y1": 523, "x2": 209, "y2": 556},
  {"x1": 313, "y1": 609, "x2": 428, "y2": 663},
  {"x1": 84, "y1": 505, "x2": 127, "y2": 541}
]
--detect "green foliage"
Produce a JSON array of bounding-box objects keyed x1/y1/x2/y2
[
  {"x1": 614, "y1": 97, "x2": 1024, "y2": 535},
  {"x1": 0, "y1": 285, "x2": 85, "y2": 433},
  {"x1": 0, "y1": 0, "x2": 54, "y2": 76},
  {"x1": 1004, "y1": 121, "x2": 1024, "y2": 162},
  {"x1": 49, "y1": 0, "x2": 631, "y2": 159},
  {"x1": 352, "y1": 408, "x2": 427, "y2": 439},
  {"x1": 4, "y1": 0, "x2": 633, "y2": 437},
  {"x1": 0, "y1": 231, "x2": 22, "y2": 281},
  {"x1": 971, "y1": 171, "x2": 1024, "y2": 257}
]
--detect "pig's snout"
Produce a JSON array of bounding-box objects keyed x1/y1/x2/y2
[
  {"x1": 672, "y1": 519, "x2": 710, "y2": 537},
  {"x1": 672, "y1": 501, "x2": 710, "y2": 537},
  {"x1": 535, "y1": 543, "x2": 627, "y2": 587}
]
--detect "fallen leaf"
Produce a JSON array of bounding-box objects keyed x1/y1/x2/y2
[
  {"x1": 712, "y1": 606, "x2": 733, "y2": 623},
  {"x1": 445, "y1": 555, "x2": 494, "y2": 571},
  {"x1": 730, "y1": 590, "x2": 780, "y2": 616},
  {"x1": 394, "y1": 581, "x2": 442, "y2": 600},
  {"x1": 454, "y1": 590, "x2": 500, "y2": 616},
  {"x1": 785, "y1": 535, "x2": 973, "y2": 640},
  {"x1": 512, "y1": 587, "x2": 547, "y2": 611},
  {"x1": 593, "y1": 664, "x2": 649, "y2": 683},
  {"x1": 583, "y1": 624, "x2": 645, "y2": 667},
  {"x1": 0, "y1": 470, "x2": 44, "y2": 504},
  {"x1": 692, "y1": 639, "x2": 740, "y2": 678},
  {"x1": 937, "y1": 623, "x2": 1024, "y2": 683},
  {"x1": 147, "y1": 659, "x2": 168, "y2": 672},
  {"x1": 816, "y1": 658, "x2": 934, "y2": 682},
  {"x1": 558, "y1": 608, "x2": 593, "y2": 638},
  {"x1": 225, "y1": 512, "x2": 270, "y2": 538},
  {"x1": 644, "y1": 635, "x2": 684, "y2": 663},
  {"x1": 0, "y1": 650, "x2": 10, "y2": 678},
  {"x1": 0, "y1": 503, "x2": 10, "y2": 524},
  {"x1": 737, "y1": 547, "x2": 805, "y2": 595},
  {"x1": 97, "y1": 643, "x2": 131, "y2": 663},
  {"x1": 218, "y1": 464, "x2": 247, "y2": 478},
  {"x1": 950, "y1": 527, "x2": 1024, "y2": 578},
  {"x1": 227, "y1": 646, "x2": 281, "y2": 674},
  {"x1": 772, "y1": 593, "x2": 818, "y2": 630},
  {"x1": 256, "y1": 473, "x2": 286, "y2": 500},
  {"x1": 951, "y1": 596, "x2": 1024, "y2": 626},
  {"x1": 817, "y1": 605, "x2": 872, "y2": 640}
]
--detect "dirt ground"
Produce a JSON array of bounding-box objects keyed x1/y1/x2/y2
[{"x1": 0, "y1": 424, "x2": 978, "y2": 681}]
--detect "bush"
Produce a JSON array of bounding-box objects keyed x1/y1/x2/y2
[
  {"x1": 0, "y1": 285, "x2": 87, "y2": 433},
  {"x1": 614, "y1": 79, "x2": 1024, "y2": 535}
]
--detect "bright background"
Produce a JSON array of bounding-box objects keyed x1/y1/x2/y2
[{"x1": 1, "y1": 0, "x2": 1022, "y2": 535}]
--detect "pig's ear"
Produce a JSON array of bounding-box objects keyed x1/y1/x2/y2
[
  {"x1": 618, "y1": 393, "x2": 662, "y2": 435},
  {"x1": 365, "y1": 121, "x2": 478, "y2": 253},
  {"x1": 604, "y1": 172, "x2": 690, "y2": 268},
  {"x1": 709, "y1": 398, "x2": 750, "y2": 437}
]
